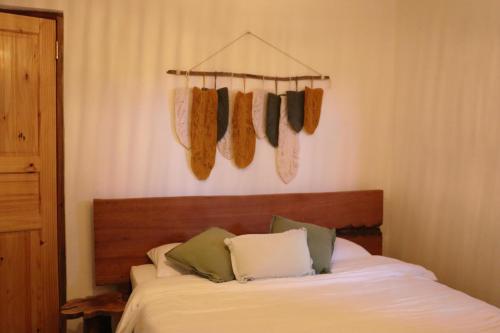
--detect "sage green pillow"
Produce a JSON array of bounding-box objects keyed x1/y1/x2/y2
[
  {"x1": 270, "y1": 216, "x2": 335, "y2": 274},
  {"x1": 165, "y1": 227, "x2": 235, "y2": 282}
]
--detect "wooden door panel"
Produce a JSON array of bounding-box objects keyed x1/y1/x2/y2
[
  {"x1": 0, "y1": 12, "x2": 58, "y2": 332},
  {"x1": 0, "y1": 30, "x2": 39, "y2": 154},
  {"x1": 0, "y1": 155, "x2": 40, "y2": 173},
  {"x1": 0, "y1": 231, "x2": 42, "y2": 333},
  {"x1": 0, "y1": 173, "x2": 41, "y2": 232}
]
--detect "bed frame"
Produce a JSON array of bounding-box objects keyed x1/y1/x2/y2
[{"x1": 93, "y1": 190, "x2": 383, "y2": 286}]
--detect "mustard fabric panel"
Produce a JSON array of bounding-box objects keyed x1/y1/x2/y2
[
  {"x1": 304, "y1": 87, "x2": 324, "y2": 134},
  {"x1": 232, "y1": 91, "x2": 256, "y2": 168},
  {"x1": 190, "y1": 87, "x2": 218, "y2": 180}
]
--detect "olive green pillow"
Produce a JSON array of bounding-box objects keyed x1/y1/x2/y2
[
  {"x1": 165, "y1": 227, "x2": 235, "y2": 282},
  {"x1": 270, "y1": 216, "x2": 336, "y2": 274}
]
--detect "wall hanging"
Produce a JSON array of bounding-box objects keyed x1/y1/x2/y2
[{"x1": 167, "y1": 31, "x2": 330, "y2": 183}]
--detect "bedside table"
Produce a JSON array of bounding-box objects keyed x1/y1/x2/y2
[{"x1": 61, "y1": 292, "x2": 127, "y2": 333}]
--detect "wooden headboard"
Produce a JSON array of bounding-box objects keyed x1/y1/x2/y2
[{"x1": 93, "y1": 190, "x2": 383, "y2": 286}]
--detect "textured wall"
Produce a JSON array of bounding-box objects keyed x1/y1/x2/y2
[
  {"x1": 385, "y1": 0, "x2": 500, "y2": 307},
  {"x1": 0, "y1": 0, "x2": 396, "y2": 331}
]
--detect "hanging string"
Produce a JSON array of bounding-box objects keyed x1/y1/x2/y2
[
  {"x1": 188, "y1": 31, "x2": 323, "y2": 76},
  {"x1": 189, "y1": 32, "x2": 250, "y2": 72},
  {"x1": 248, "y1": 31, "x2": 322, "y2": 76}
]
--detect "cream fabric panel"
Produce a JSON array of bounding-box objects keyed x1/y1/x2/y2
[{"x1": 385, "y1": 0, "x2": 500, "y2": 307}]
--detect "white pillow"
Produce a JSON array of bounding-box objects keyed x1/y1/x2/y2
[
  {"x1": 224, "y1": 228, "x2": 314, "y2": 282},
  {"x1": 331, "y1": 237, "x2": 371, "y2": 264},
  {"x1": 130, "y1": 264, "x2": 157, "y2": 289},
  {"x1": 147, "y1": 242, "x2": 187, "y2": 277}
]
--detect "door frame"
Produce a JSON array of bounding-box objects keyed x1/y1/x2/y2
[{"x1": 0, "y1": 5, "x2": 66, "y2": 329}]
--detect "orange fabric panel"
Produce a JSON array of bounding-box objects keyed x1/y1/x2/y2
[
  {"x1": 232, "y1": 92, "x2": 255, "y2": 168},
  {"x1": 190, "y1": 88, "x2": 218, "y2": 180},
  {"x1": 304, "y1": 87, "x2": 324, "y2": 134}
]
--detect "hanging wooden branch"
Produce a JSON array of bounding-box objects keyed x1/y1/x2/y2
[{"x1": 166, "y1": 70, "x2": 329, "y2": 82}]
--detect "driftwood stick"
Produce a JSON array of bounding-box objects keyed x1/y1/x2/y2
[{"x1": 166, "y1": 70, "x2": 330, "y2": 82}]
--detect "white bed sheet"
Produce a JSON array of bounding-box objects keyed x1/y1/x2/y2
[
  {"x1": 118, "y1": 256, "x2": 500, "y2": 333},
  {"x1": 130, "y1": 264, "x2": 157, "y2": 289}
]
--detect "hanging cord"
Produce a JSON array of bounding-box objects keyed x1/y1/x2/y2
[
  {"x1": 248, "y1": 31, "x2": 322, "y2": 76},
  {"x1": 188, "y1": 31, "x2": 322, "y2": 76},
  {"x1": 189, "y1": 32, "x2": 250, "y2": 72}
]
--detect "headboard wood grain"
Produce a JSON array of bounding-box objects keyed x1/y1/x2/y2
[{"x1": 93, "y1": 190, "x2": 383, "y2": 286}]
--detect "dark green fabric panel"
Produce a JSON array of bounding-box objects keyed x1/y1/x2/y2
[
  {"x1": 165, "y1": 227, "x2": 235, "y2": 282},
  {"x1": 216, "y1": 87, "x2": 229, "y2": 141},
  {"x1": 266, "y1": 93, "x2": 281, "y2": 147},
  {"x1": 286, "y1": 90, "x2": 305, "y2": 132},
  {"x1": 270, "y1": 215, "x2": 336, "y2": 274}
]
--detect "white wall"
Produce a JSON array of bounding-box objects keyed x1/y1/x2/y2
[
  {"x1": 384, "y1": 0, "x2": 500, "y2": 307},
  {"x1": 0, "y1": 0, "x2": 396, "y2": 331}
]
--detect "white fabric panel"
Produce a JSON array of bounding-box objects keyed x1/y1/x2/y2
[
  {"x1": 277, "y1": 98, "x2": 299, "y2": 184},
  {"x1": 251, "y1": 89, "x2": 267, "y2": 139},
  {"x1": 174, "y1": 88, "x2": 191, "y2": 149},
  {"x1": 116, "y1": 256, "x2": 500, "y2": 333},
  {"x1": 130, "y1": 264, "x2": 157, "y2": 289},
  {"x1": 217, "y1": 90, "x2": 236, "y2": 160}
]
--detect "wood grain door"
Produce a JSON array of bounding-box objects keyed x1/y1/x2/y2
[{"x1": 0, "y1": 12, "x2": 59, "y2": 332}]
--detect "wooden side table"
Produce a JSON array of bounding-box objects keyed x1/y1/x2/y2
[{"x1": 61, "y1": 292, "x2": 127, "y2": 333}]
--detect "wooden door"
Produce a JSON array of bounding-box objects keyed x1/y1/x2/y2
[{"x1": 0, "y1": 12, "x2": 59, "y2": 332}]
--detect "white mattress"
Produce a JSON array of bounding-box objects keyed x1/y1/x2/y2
[
  {"x1": 118, "y1": 256, "x2": 500, "y2": 333},
  {"x1": 130, "y1": 264, "x2": 157, "y2": 289}
]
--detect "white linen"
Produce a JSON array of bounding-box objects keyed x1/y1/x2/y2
[
  {"x1": 224, "y1": 229, "x2": 314, "y2": 282},
  {"x1": 130, "y1": 264, "x2": 157, "y2": 289},
  {"x1": 331, "y1": 237, "x2": 371, "y2": 264},
  {"x1": 117, "y1": 256, "x2": 500, "y2": 333}
]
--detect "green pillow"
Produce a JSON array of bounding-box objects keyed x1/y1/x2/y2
[
  {"x1": 270, "y1": 216, "x2": 336, "y2": 274},
  {"x1": 165, "y1": 227, "x2": 235, "y2": 282}
]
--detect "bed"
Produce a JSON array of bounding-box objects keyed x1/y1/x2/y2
[{"x1": 92, "y1": 190, "x2": 500, "y2": 333}]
